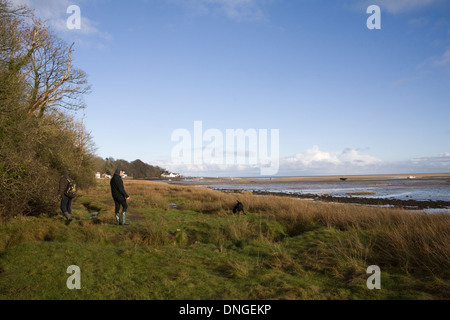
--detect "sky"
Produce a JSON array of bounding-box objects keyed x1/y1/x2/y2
[{"x1": 14, "y1": 0, "x2": 450, "y2": 177}]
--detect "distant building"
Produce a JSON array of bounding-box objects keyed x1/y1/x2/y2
[
  {"x1": 161, "y1": 172, "x2": 180, "y2": 178},
  {"x1": 98, "y1": 172, "x2": 127, "y2": 179}
]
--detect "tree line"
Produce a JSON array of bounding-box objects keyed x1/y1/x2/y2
[
  {"x1": 0, "y1": 0, "x2": 96, "y2": 217},
  {"x1": 92, "y1": 157, "x2": 168, "y2": 180},
  {"x1": 0, "y1": 0, "x2": 171, "y2": 218},
  {"x1": 0, "y1": 0, "x2": 170, "y2": 218}
]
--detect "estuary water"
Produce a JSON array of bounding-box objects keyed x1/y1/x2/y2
[{"x1": 166, "y1": 175, "x2": 450, "y2": 212}]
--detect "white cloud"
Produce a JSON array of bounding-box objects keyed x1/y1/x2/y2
[
  {"x1": 280, "y1": 150, "x2": 450, "y2": 176},
  {"x1": 159, "y1": 146, "x2": 384, "y2": 177},
  {"x1": 160, "y1": 162, "x2": 261, "y2": 177},
  {"x1": 158, "y1": 145, "x2": 450, "y2": 177},
  {"x1": 167, "y1": 0, "x2": 266, "y2": 20},
  {"x1": 369, "y1": 0, "x2": 439, "y2": 14},
  {"x1": 208, "y1": 0, "x2": 264, "y2": 19},
  {"x1": 410, "y1": 153, "x2": 450, "y2": 168},
  {"x1": 14, "y1": 0, "x2": 72, "y2": 25},
  {"x1": 432, "y1": 47, "x2": 450, "y2": 68},
  {"x1": 13, "y1": 0, "x2": 110, "y2": 39},
  {"x1": 279, "y1": 146, "x2": 382, "y2": 175},
  {"x1": 416, "y1": 47, "x2": 450, "y2": 74}
]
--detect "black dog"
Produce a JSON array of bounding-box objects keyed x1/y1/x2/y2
[{"x1": 232, "y1": 200, "x2": 245, "y2": 215}]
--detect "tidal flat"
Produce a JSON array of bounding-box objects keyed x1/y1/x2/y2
[{"x1": 168, "y1": 173, "x2": 450, "y2": 212}]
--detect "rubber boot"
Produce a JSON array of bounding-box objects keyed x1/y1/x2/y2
[
  {"x1": 64, "y1": 212, "x2": 72, "y2": 225},
  {"x1": 121, "y1": 211, "x2": 130, "y2": 225},
  {"x1": 115, "y1": 212, "x2": 121, "y2": 225}
]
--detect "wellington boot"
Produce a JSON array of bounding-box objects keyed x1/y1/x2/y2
[
  {"x1": 64, "y1": 212, "x2": 72, "y2": 225},
  {"x1": 63, "y1": 212, "x2": 72, "y2": 221},
  {"x1": 121, "y1": 211, "x2": 130, "y2": 225}
]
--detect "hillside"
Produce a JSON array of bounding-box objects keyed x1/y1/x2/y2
[{"x1": 94, "y1": 157, "x2": 170, "y2": 179}]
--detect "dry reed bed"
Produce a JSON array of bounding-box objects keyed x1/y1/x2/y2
[{"x1": 124, "y1": 180, "x2": 450, "y2": 277}]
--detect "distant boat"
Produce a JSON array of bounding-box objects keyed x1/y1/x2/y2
[
  {"x1": 407, "y1": 176, "x2": 416, "y2": 179},
  {"x1": 340, "y1": 178, "x2": 348, "y2": 181}
]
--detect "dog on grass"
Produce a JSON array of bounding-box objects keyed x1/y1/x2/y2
[{"x1": 232, "y1": 200, "x2": 245, "y2": 215}]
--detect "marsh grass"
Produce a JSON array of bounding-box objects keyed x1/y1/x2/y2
[
  {"x1": 346, "y1": 191, "x2": 377, "y2": 196},
  {"x1": 0, "y1": 179, "x2": 448, "y2": 299}
]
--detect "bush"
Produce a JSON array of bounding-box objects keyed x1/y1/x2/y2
[
  {"x1": 0, "y1": 0, "x2": 95, "y2": 217},
  {"x1": 0, "y1": 109, "x2": 95, "y2": 217}
]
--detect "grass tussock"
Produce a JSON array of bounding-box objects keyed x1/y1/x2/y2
[{"x1": 0, "y1": 179, "x2": 449, "y2": 300}]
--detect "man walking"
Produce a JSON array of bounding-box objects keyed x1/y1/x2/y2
[
  {"x1": 59, "y1": 169, "x2": 74, "y2": 225},
  {"x1": 110, "y1": 168, "x2": 131, "y2": 225}
]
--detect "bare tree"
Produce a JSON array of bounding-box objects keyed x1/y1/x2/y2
[
  {"x1": 1, "y1": 0, "x2": 91, "y2": 117},
  {"x1": 0, "y1": 0, "x2": 30, "y2": 66},
  {"x1": 25, "y1": 21, "x2": 91, "y2": 116},
  {"x1": 0, "y1": 0, "x2": 37, "y2": 113},
  {"x1": 0, "y1": 0, "x2": 96, "y2": 217}
]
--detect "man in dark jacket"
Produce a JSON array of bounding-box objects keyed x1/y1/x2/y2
[
  {"x1": 58, "y1": 169, "x2": 73, "y2": 224},
  {"x1": 110, "y1": 168, "x2": 131, "y2": 225}
]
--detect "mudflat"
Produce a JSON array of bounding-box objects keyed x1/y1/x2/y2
[
  {"x1": 173, "y1": 173, "x2": 450, "y2": 211},
  {"x1": 209, "y1": 173, "x2": 450, "y2": 183}
]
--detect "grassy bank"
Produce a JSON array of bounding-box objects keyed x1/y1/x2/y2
[{"x1": 0, "y1": 179, "x2": 449, "y2": 300}]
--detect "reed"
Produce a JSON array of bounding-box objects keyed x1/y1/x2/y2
[
  {"x1": 122, "y1": 180, "x2": 450, "y2": 277},
  {"x1": 1, "y1": 179, "x2": 448, "y2": 299}
]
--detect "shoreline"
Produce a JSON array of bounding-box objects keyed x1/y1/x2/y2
[
  {"x1": 193, "y1": 173, "x2": 450, "y2": 183},
  {"x1": 165, "y1": 173, "x2": 450, "y2": 211},
  {"x1": 214, "y1": 188, "x2": 450, "y2": 210}
]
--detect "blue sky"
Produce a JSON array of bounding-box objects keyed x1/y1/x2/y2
[{"x1": 16, "y1": 0, "x2": 450, "y2": 176}]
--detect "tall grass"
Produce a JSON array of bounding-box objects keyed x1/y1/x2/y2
[
  {"x1": 55, "y1": 178, "x2": 450, "y2": 280},
  {"x1": 1, "y1": 179, "x2": 448, "y2": 299},
  {"x1": 122, "y1": 180, "x2": 450, "y2": 278}
]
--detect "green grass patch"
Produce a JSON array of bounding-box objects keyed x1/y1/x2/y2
[{"x1": 0, "y1": 180, "x2": 448, "y2": 300}]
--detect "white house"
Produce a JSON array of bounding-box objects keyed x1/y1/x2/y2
[{"x1": 161, "y1": 172, "x2": 180, "y2": 178}]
